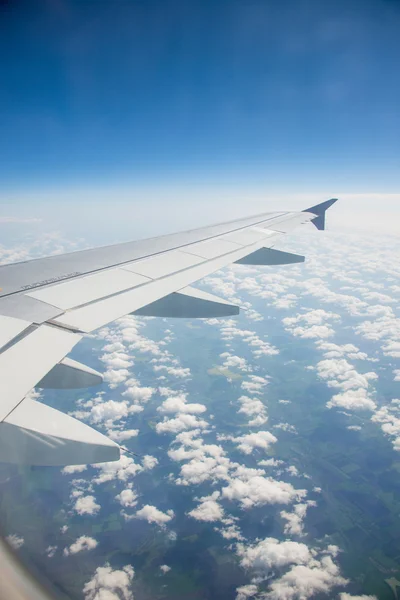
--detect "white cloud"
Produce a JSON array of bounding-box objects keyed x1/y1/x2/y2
[
  {"x1": 217, "y1": 520, "x2": 244, "y2": 541},
  {"x1": 237, "y1": 537, "x2": 348, "y2": 599},
  {"x1": 160, "y1": 565, "x2": 171, "y2": 574},
  {"x1": 108, "y1": 429, "x2": 139, "y2": 442},
  {"x1": 100, "y1": 351, "x2": 133, "y2": 371},
  {"x1": 280, "y1": 501, "x2": 316, "y2": 536},
  {"x1": 74, "y1": 495, "x2": 100, "y2": 516},
  {"x1": 62, "y1": 465, "x2": 87, "y2": 474},
  {"x1": 116, "y1": 488, "x2": 138, "y2": 508},
  {"x1": 237, "y1": 395, "x2": 267, "y2": 422},
  {"x1": 156, "y1": 413, "x2": 208, "y2": 434},
  {"x1": 157, "y1": 393, "x2": 206, "y2": 415},
  {"x1": 46, "y1": 546, "x2": 57, "y2": 558},
  {"x1": 92, "y1": 455, "x2": 143, "y2": 485},
  {"x1": 241, "y1": 375, "x2": 269, "y2": 395},
  {"x1": 220, "y1": 352, "x2": 251, "y2": 372},
  {"x1": 153, "y1": 364, "x2": 191, "y2": 378},
  {"x1": 258, "y1": 458, "x2": 283, "y2": 468},
  {"x1": 265, "y1": 555, "x2": 348, "y2": 599},
  {"x1": 371, "y1": 401, "x2": 400, "y2": 452},
  {"x1": 64, "y1": 536, "x2": 98, "y2": 556},
  {"x1": 316, "y1": 358, "x2": 377, "y2": 412},
  {"x1": 327, "y1": 389, "x2": 376, "y2": 412},
  {"x1": 283, "y1": 309, "x2": 340, "y2": 340},
  {"x1": 222, "y1": 476, "x2": 306, "y2": 508},
  {"x1": 228, "y1": 431, "x2": 277, "y2": 455},
  {"x1": 122, "y1": 385, "x2": 155, "y2": 403},
  {"x1": 236, "y1": 584, "x2": 259, "y2": 599},
  {"x1": 136, "y1": 505, "x2": 174, "y2": 527},
  {"x1": 188, "y1": 492, "x2": 224, "y2": 522},
  {"x1": 237, "y1": 537, "x2": 311, "y2": 571},
  {"x1": 90, "y1": 399, "x2": 131, "y2": 425},
  {"x1": 6, "y1": 534, "x2": 24, "y2": 550},
  {"x1": 142, "y1": 455, "x2": 158, "y2": 470},
  {"x1": 83, "y1": 563, "x2": 134, "y2": 600}
]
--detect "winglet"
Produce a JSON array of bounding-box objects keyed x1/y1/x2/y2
[{"x1": 302, "y1": 198, "x2": 338, "y2": 230}]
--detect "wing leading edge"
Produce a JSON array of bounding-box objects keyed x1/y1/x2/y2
[{"x1": 0, "y1": 199, "x2": 337, "y2": 466}]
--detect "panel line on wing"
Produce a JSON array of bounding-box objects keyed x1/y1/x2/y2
[{"x1": 0, "y1": 212, "x2": 289, "y2": 299}]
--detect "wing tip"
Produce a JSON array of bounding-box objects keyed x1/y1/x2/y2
[{"x1": 302, "y1": 198, "x2": 338, "y2": 230}]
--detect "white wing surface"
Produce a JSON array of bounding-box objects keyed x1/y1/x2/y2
[{"x1": 0, "y1": 199, "x2": 337, "y2": 466}]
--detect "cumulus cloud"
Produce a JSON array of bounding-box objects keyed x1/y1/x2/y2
[
  {"x1": 160, "y1": 565, "x2": 171, "y2": 574},
  {"x1": 153, "y1": 364, "x2": 191, "y2": 379},
  {"x1": 222, "y1": 475, "x2": 306, "y2": 508},
  {"x1": 108, "y1": 429, "x2": 139, "y2": 442},
  {"x1": 142, "y1": 455, "x2": 158, "y2": 470},
  {"x1": 92, "y1": 455, "x2": 143, "y2": 485},
  {"x1": 236, "y1": 584, "x2": 259, "y2": 599},
  {"x1": 316, "y1": 358, "x2": 377, "y2": 412},
  {"x1": 83, "y1": 563, "x2": 134, "y2": 600},
  {"x1": 89, "y1": 399, "x2": 141, "y2": 427},
  {"x1": 135, "y1": 505, "x2": 174, "y2": 526},
  {"x1": 371, "y1": 401, "x2": 400, "y2": 452},
  {"x1": 228, "y1": 431, "x2": 277, "y2": 455},
  {"x1": 122, "y1": 384, "x2": 155, "y2": 403},
  {"x1": 237, "y1": 537, "x2": 311, "y2": 571},
  {"x1": 265, "y1": 555, "x2": 348, "y2": 599},
  {"x1": 64, "y1": 536, "x2": 98, "y2": 556},
  {"x1": 74, "y1": 495, "x2": 100, "y2": 516},
  {"x1": 241, "y1": 375, "x2": 269, "y2": 395},
  {"x1": 157, "y1": 393, "x2": 206, "y2": 415},
  {"x1": 237, "y1": 395, "x2": 268, "y2": 426},
  {"x1": 46, "y1": 546, "x2": 57, "y2": 558},
  {"x1": 327, "y1": 389, "x2": 376, "y2": 412},
  {"x1": 188, "y1": 492, "x2": 224, "y2": 522},
  {"x1": 238, "y1": 538, "x2": 348, "y2": 600},
  {"x1": 208, "y1": 318, "x2": 278, "y2": 358},
  {"x1": 156, "y1": 413, "x2": 208, "y2": 434},
  {"x1": 6, "y1": 534, "x2": 24, "y2": 550},
  {"x1": 283, "y1": 309, "x2": 340, "y2": 340},
  {"x1": 280, "y1": 501, "x2": 316, "y2": 536},
  {"x1": 116, "y1": 488, "x2": 138, "y2": 508},
  {"x1": 220, "y1": 352, "x2": 251, "y2": 372},
  {"x1": 62, "y1": 464, "x2": 87, "y2": 474}
]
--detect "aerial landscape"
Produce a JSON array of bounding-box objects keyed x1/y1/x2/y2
[
  {"x1": 0, "y1": 0, "x2": 400, "y2": 599},
  {"x1": 1, "y1": 226, "x2": 399, "y2": 599}
]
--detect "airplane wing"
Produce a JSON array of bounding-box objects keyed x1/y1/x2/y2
[{"x1": 0, "y1": 199, "x2": 337, "y2": 467}]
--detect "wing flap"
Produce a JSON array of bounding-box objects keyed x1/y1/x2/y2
[
  {"x1": 121, "y1": 250, "x2": 204, "y2": 279},
  {"x1": 0, "y1": 315, "x2": 32, "y2": 350},
  {"x1": 0, "y1": 325, "x2": 81, "y2": 421},
  {"x1": 38, "y1": 357, "x2": 103, "y2": 389},
  {"x1": 27, "y1": 268, "x2": 150, "y2": 310},
  {"x1": 0, "y1": 399, "x2": 119, "y2": 466},
  {"x1": 133, "y1": 286, "x2": 239, "y2": 318},
  {"x1": 184, "y1": 239, "x2": 242, "y2": 259}
]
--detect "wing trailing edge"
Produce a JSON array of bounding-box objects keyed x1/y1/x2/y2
[{"x1": 0, "y1": 399, "x2": 119, "y2": 466}]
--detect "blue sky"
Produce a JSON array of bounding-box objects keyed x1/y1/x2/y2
[{"x1": 0, "y1": 0, "x2": 399, "y2": 236}]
